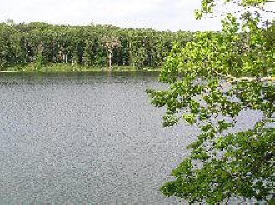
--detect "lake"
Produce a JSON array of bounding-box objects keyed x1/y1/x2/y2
[{"x1": 0, "y1": 72, "x2": 200, "y2": 204}]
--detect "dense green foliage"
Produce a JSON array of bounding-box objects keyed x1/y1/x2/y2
[
  {"x1": 148, "y1": 0, "x2": 274, "y2": 204},
  {"x1": 0, "y1": 22, "x2": 193, "y2": 71}
]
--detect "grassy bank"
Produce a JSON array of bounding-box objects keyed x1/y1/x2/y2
[{"x1": 0, "y1": 63, "x2": 161, "y2": 73}]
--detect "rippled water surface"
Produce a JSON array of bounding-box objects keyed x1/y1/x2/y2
[{"x1": 0, "y1": 72, "x2": 200, "y2": 204}]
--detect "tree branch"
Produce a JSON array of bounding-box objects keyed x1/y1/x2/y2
[{"x1": 213, "y1": 71, "x2": 275, "y2": 82}]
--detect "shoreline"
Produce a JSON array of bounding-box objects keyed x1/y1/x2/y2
[
  {"x1": 0, "y1": 65, "x2": 162, "y2": 74},
  {"x1": 0, "y1": 70, "x2": 161, "y2": 73}
]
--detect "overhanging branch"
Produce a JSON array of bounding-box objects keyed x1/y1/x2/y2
[{"x1": 213, "y1": 71, "x2": 275, "y2": 82}]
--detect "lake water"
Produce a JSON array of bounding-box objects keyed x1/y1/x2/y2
[
  {"x1": 0, "y1": 72, "x2": 200, "y2": 205},
  {"x1": 0, "y1": 72, "x2": 265, "y2": 205}
]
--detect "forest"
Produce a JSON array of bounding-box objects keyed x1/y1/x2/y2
[
  {"x1": 0, "y1": 22, "x2": 195, "y2": 71},
  {"x1": 1, "y1": 20, "x2": 273, "y2": 72}
]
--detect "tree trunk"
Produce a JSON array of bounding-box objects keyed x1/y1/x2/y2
[{"x1": 108, "y1": 49, "x2": 112, "y2": 70}]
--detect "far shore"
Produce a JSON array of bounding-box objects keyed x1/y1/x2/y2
[{"x1": 0, "y1": 64, "x2": 162, "y2": 73}]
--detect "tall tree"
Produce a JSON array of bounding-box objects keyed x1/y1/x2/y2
[{"x1": 102, "y1": 36, "x2": 121, "y2": 70}]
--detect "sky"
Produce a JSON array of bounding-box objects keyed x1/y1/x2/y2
[{"x1": 0, "y1": 0, "x2": 274, "y2": 31}]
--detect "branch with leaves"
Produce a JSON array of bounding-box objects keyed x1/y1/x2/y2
[{"x1": 148, "y1": 0, "x2": 274, "y2": 204}]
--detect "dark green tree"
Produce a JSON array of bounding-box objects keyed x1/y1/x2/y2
[{"x1": 0, "y1": 22, "x2": 194, "y2": 70}]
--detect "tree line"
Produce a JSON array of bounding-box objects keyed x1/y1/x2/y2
[{"x1": 0, "y1": 22, "x2": 194, "y2": 70}]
